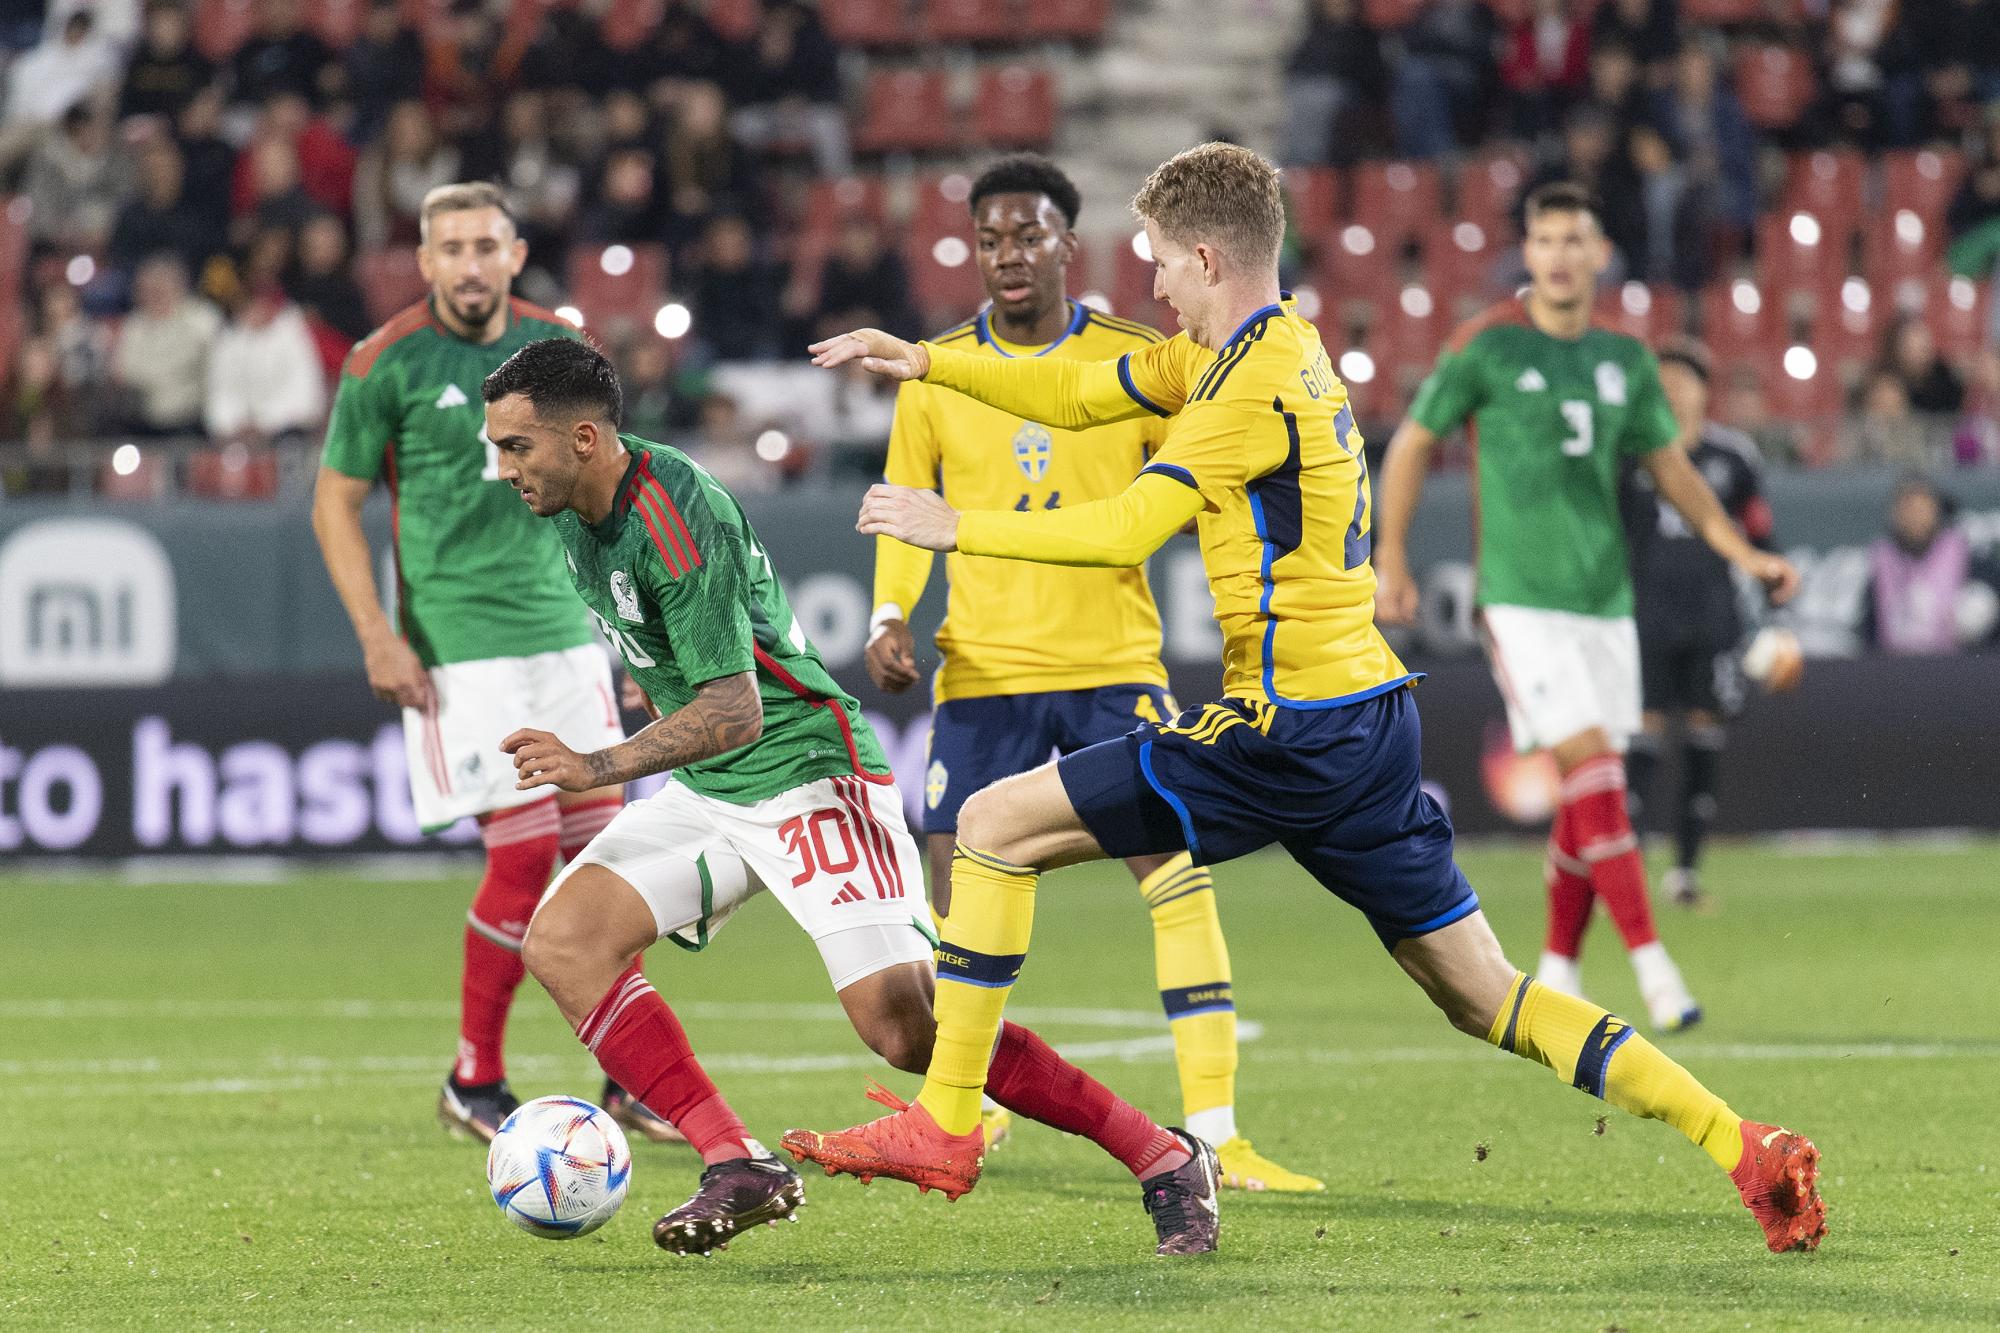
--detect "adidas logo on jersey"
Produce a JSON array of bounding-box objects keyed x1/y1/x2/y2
[
  {"x1": 435, "y1": 383, "x2": 468, "y2": 408},
  {"x1": 1515, "y1": 368, "x2": 1547, "y2": 392}
]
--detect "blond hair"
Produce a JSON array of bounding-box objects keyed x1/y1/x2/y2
[
  {"x1": 1130, "y1": 142, "x2": 1284, "y2": 274},
  {"x1": 419, "y1": 181, "x2": 515, "y2": 243}
]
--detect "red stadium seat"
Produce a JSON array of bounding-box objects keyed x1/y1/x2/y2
[
  {"x1": 905, "y1": 227, "x2": 987, "y2": 328},
  {"x1": 0, "y1": 196, "x2": 31, "y2": 310},
  {"x1": 1756, "y1": 212, "x2": 1848, "y2": 296},
  {"x1": 804, "y1": 174, "x2": 892, "y2": 230},
  {"x1": 305, "y1": 0, "x2": 366, "y2": 49},
  {"x1": 1734, "y1": 46, "x2": 1816, "y2": 131},
  {"x1": 852, "y1": 69, "x2": 961, "y2": 154},
  {"x1": 1020, "y1": 0, "x2": 1108, "y2": 40},
  {"x1": 1371, "y1": 290, "x2": 1445, "y2": 399},
  {"x1": 1811, "y1": 278, "x2": 1885, "y2": 372},
  {"x1": 1764, "y1": 344, "x2": 1845, "y2": 428},
  {"x1": 193, "y1": 0, "x2": 255, "y2": 60},
  {"x1": 821, "y1": 0, "x2": 917, "y2": 48},
  {"x1": 1593, "y1": 281, "x2": 1685, "y2": 344},
  {"x1": 1922, "y1": 273, "x2": 1990, "y2": 364},
  {"x1": 1313, "y1": 221, "x2": 1403, "y2": 321},
  {"x1": 565, "y1": 243, "x2": 670, "y2": 336},
  {"x1": 1779, "y1": 150, "x2": 1865, "y2": 239},
  {"x1": 1681, "y1": 0, "x2": 1761, "y2": 22},
  {"x1": 909, "y1": 172, "x2": 976, "y2": 244},
  {"x1": 1109, "y1": 235, "x2": 1177, "y2": 333},
  {"x1": 1282, "y1": 166, "x2": 1343, "y2": 244},
  {"x1": 354, "y1": 248, "x2": 429, "y2": 326},
  {"x1": 1351, "y1": 160, "x2": 1443, "y2": 252},
  {"x1": 971, "y1": 65, "x2": 1057, "y2": 149},
  {"x1": 1419, "y1": 219, "x2": 1503, "y2": 317},
  {"x1": 600, "y1": 0, "x2": 666, "y2": 51},
  {"x1": 707, "y1": 0, "x2": 760, "y2": 39},
  {"x1": 1362, "y1": 0, "x2": 1427, "y2": 26},
  {"x1": 1863, "y1": 206, "x2": 1942, "y2": 296},
  {"x1": 98, "y1": 450, "x2": 172, "y2": 501},
  {"x1": 1882, "y1": 148, "x2": 1966, "y2": 222},
  {"x1": 186, "y1": 447, "x2": 281, "y2": 500},
  {"x1": 925, "y1": 0, "x2": 1017, "y2": 43},
  {"x1": 1454, "y1": 147, "x2": 1528, "y2": 238},
  {"x1": 1699, "y1": 279, "x2": 1780, "y2": 362}
]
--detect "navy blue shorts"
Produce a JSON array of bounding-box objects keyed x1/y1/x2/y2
[
  {"x1": 923, "y1": 683, "x2": 1176, "y2": 835},
  {"x1": 1057, "y1": 687, "x2": 1477, "y2": 948}
]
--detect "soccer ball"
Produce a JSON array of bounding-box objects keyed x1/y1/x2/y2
[
  {"x1": 486, "y1": 1095, "x2": 632, "y2": 1239},
  {"x1": 1742, "y1": 626, "x2": 1805, "y2": 693}
]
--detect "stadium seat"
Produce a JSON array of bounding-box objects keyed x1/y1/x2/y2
[
  {"x1": 1812, "y1": 279, "x2": 1885, "y2": 371},
  {"x1": 193, "y1": 0, "x2": 255, "y2": 60},
  {"x1": 1592, "y1": 282, "x2": 1685, "y2": 345},
  {"x1": 97, "y1": 450, "x2": 172, "y2": 500},
  {"x1": 186, "y1": 447, "x2": 281, "y2": 500},
  {"x1": 1681, "y1": 0, "x2": 1761, "y2": 22},
  {"x1": 905, "y1": 227, "x2": 988, "y2": 328},
  {"x1": 908, "y1": 172, "x2": 976, "y2": 245},
  {"x1": 1881, "y1": 148, "x2": 1966, "y2": 222},
  {"x1": 1735, "y1": 46, "x2": 1816, "y2": 131},
  {"x1": 1418, "y1": 219, "x2": 1502, "y2": 317},
  {"x1": 803, "y1": 174, "x2": 892, "y2": 232},
  {"x1": 1313, "y1": 223, "x2": 1403, "y2": 322},
  {"x1": 707, "y1": 0, "x2": 760, "y2": 38},
  {"x1": 1763, "y1": 344, "x2": 1845, "y2": 431},
  {"x1": 1351, "y1": 161, "x2": 1443, "y2": 252},
  {"x1": 1922, "y1": 273, "x2": 1990, "y2": 364},
  {"x1": 305, "y1": 0, "x2": 366, "y2": 49},
  {"x1": 925, "y1": 0, "x2": 1017, "y2": 44},
  {"x1": 1361, "y1": 0, "x2": 1428, "y2": 27},
  {"x1": 1109, "y1": 236, "x2": 1177, "y2": 333},
  {"x1": 564, "y1": 243, "x2": 670, "y2": 336},
  {"x1": 1699, "y1": 279, "x2": 1779, "y2": 362},
  {"x1": 1756, "y1": 212, "x2": 1847, "y2": 296},
  {"x1": 852, "y1": 69, "x2": 961, "y2": 154},
  {"x1": 600, "y1": 0, "x2": 666, "y2": 50},
  {"x1": 354, "y1": 249, "x2": 429, "y2": 326},
  {"x1": 1020, "y1": 0, "x2": 1108, "y2": 40},
  {"x1": 1863, "y1": 207, "x2": 1941, "y2": 295},
  {"x1": 0, "y1": 196, "x2": 31, "y2": 311},
  {"x1": 1371, "y1": 291, "x2": 1445, "y2": 400},
  {"x1": 1779, "y1": 150, "x2": 1866, "y2": 240},
  {"x1": 1453, "y1": 146, "x2": 1528, "y2": 238},
  {"x1": 1282, "y1": 166, "x2": 1343, "y2": 244},
  {"x1": 821, "y1": 0, "x2": 917, "y2": 48},
  {"x1": 971, "y1": 65, "x2": 1058, "y2": 149}
]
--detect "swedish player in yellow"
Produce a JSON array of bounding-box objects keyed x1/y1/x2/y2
[
  {"x1": 784, "y1": 143, "x2": 1826, "y2": 1257},
  {"x1": 867, "y1": 154, "x2": 1318, "y2": 1192}
]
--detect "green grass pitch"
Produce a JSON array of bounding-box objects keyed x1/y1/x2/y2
[{"x1": 3, "y1": 841, "x2": 1997, "y2": 1330}]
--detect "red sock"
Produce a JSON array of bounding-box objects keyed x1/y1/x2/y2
[
  {"x1": 457, "y1": 799, "x2": 561, "y2": 1085},
  {"x1": 558, "y1": 796, "x2": 622, "y2": 864},
  {"x1": 1562, "y1": 755, "x2": 1659, "y2": 950},
  {"x1": 987, "y1": 1022, "x2": 1189, "y2": 1178},
  {"x1": 576, "y1": 962, "x2": 750, "y2": 1166},
  {"x1": 1543, "y1": 802, "x2": 1594, "y2": 959}
]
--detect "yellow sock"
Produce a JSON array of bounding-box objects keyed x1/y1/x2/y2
[
  {"x1": 917, "y1": 846, "x2": 1038, "y2": 1136},
  {"x1": 1139, "y1": 854, "x2": 1237, "y2": 1122},
  {"x1": 1487, "y1": 972, "x2": 1744, "y2": 1171}
]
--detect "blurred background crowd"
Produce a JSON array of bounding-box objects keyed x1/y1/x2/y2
[{"x1": 0, "y1": 0, "x2": 1997, "y2": 508}]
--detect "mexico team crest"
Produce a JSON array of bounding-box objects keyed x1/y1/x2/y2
[
  {"x1": 1595, "y1": 361, "x2": 1628, "y2": 405},
  {"x1": 610, "y1": 569, "x2": 642, "y2": 622},
  {"x1": 1012, "y1": 423, "x2": 1053, "y2": 481}
]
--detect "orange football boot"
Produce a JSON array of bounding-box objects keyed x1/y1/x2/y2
[
  {"x1": 1730, "y1": 1120, "x2": 1827, "y2": 1253},
  {"x1": 781, "y1": 1083, "x2": 985, "y2": 1201}
]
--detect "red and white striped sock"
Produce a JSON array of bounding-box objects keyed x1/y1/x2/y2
[
  {"x1": 457, "y1": 798, "x2": 561, "y2": 1086},
  {"x1": 1543, "y1": 801, "x2": 1595, "y2": 960},
  {"x1": 558, "y1": 796, "x2": 622, "y2": 865},
  {"x1": 575, "y1": 962, "x2": 750, "y2": 1166},
  {"x1": 1562, "y1": 754, "x2": 1660, "y2": 951}
]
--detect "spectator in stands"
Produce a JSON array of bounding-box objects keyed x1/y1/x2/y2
[
  {"x1": 618, "y1": 335, "x2": 676, "y2": 442},
  {"x1": 1843, "y1": 367, "x2": 1935, "y2": 467},
  {"x1": 1664, "y1": 35, "x2": 1759, "y2": 251},
  {"x1": 1952, "y1": 346, "x2": 2000, "y2": 464},
  {"x1": 23, "y1": 103, "x2": 129, "y2": 254},
  {"x1": 1880, "y1": 313, "x2": 1966, "y2": 415},
  {"x1": 689, "y1": 212, "x2": 783, "y2": 361},
  {"x1": 109, "y1": 252, "x2": 220, "y2": 435},
  {"x1": 1722, "y1": 362, "x2": 1806, "y2": 466},
  {"x1": 285, "y1": 211, "x2": 371, "y2": 346},
  {"x1": 23, "y1": 280, "x2": 110, "y2": 439},
  {"x1": 109, "y1": 134, "x2": 223, "y2": 279},
  {"x1": 1387, "y1": 0, "x2": 1498, "y2": 159},
  {"x1": 227, "y1": 0, "x2": 333, "y2": 111},
  {"x1": 337, "y1": 0, "x2": 425, "y2": 147},
  {"x1": 1948, "y1": 111, "x2": 2000, "y2": 246},
  {"x1": 1280, "y1": 0, "x2": 1387, "y2": 167},
  {"x1": 173, "y1": 83, "x2": 235, "y2": 252},
  {"x1": 244, "y1": 92, "x2": 355, "y2": 218},
  {"x1": 578, "y1": 147, "x2": 666, "y2": 244},
  {"x1": 424, "y1": 0, "x2": 508, "y2": 141},
  {"x1": 626, "y1": 0, "x2": 731, "y2": 97},
  {"x1": 119, "y1": 1, "x2": 214, "y2": 124},
  {"x1": 2, "y1": 10, "x2": 120, "y2": 132},
  {"x1": 1584, "y1": 39, "x2": 1667, "y2": 137},
  {"x1": 204, "y1": 244, "x2": 326, "y2": 450},
  {"x1": 1910, "y1": 0, "x2": 2000, "y2": 137},
  {"x1": 516, "y1": 4, "x2": 613, "y2": 96},
  {"x1": 1501, "y1": 0, "x2": 1592, "y2": 142},
  {"x1": 1863, "y1": 477, "x2": 1985, "y2": 652},
  {"x1": 1627, "y1": 123, "x2": 1708, "y2": 290},
  {"x1": 812, "y1": 213, "x2": 915, "y2": 341},
  {"x1": 1523, "y1": 107, "x2": 1643, "y2": 276},
  {"x1": 1592, "y1": 0, "x2": 1678, "y2": 81},
  {"x1": 728, "y1": 0, "x2": 850, "y2": 177},
  {"x1": 470, "y1": 90, "x2": 583, "y2": 273},
  {"x1": 233, "y1": 134, "x2": 316, "y2": 248},
  {"x1": 1822, "y1": 0, "x2": 1917, "y2": 149},
  {"x1": 352, "y1": 99, "x2": 459, "y2": 251},
  {"x1": 686, "y1": 390, "x2": 780, "y2": 493},
  {"x1": 658, "y1": 81, "x2": 753, "y2": 255}
]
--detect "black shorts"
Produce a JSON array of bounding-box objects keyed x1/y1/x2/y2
[
  {"x1": 1056, "y1": 686, "x2": 1476, "y2": 949},
  {"x1": 1639, "y1": 636, "x2": 1745, "y2": 717}
]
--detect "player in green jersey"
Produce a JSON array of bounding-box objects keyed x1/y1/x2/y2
[
  {"x1": 481, "y1": 337, "x2": 1220, "y2": 1258},
  {"x1": 311, "y1": 182, "x2": 673, "y2": 1146},
  {"x1": 1374, "y1": 183, "x2": 1799, "y2": 1028}
]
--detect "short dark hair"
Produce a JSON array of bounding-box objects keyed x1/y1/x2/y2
[
  {"x1": 482, "y1": 338, "x2": 622, "y2": 427},
  {"x1": 1656, "y1": 335, "x2": 1712, "y2": 384},
  {"x1": 969, "y1": 154, "x2": 1081, "y2": 229},
  {"x1": 1524, "y1": 180, "x2": 1602, "y2": 226}
]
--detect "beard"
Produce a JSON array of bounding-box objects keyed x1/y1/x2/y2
[{"x1": 443, "y1": 285, "x2": 501, "y2": 328}]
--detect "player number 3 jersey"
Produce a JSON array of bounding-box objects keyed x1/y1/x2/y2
[{"x1": 552, "y1": 438, "x2": 891, "y2": 804}]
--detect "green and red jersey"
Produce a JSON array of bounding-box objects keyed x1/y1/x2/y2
[
  {"x1": 553, "y1": 436, "x2": 892, "y2": 805},
  {"x1": 321, "y1": 297, "x2": 594, "y2": 666},
  {"x1": 1408, "y1": 298, "x2": 1679, "y2": 618}
]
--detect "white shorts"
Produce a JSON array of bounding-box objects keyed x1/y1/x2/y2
[
  {"x1": 404, "y1": 643, "x2": 626, "y2": 830},
  {"x1": 1478, "y1": 604, "x2": 1641, "y2": 754},
  {"x1": 549, "y1": 772, "x2": 934, "y2": 992}
]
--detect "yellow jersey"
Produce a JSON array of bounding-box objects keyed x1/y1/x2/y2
[
  {"x1": 923, "y1": 298, "x2": 1414, "y2": 708},
  {"x1": 875, "y1": 300, "x2": 1171, "y2": 702}
]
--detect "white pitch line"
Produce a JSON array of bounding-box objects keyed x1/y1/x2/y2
[
  {"x1": 0, "y1": 998, "x2": 1194, "y2": 1028},
  {"x1": 1271, "y1": 1040, "x2": 2000, "y2": 1067}
]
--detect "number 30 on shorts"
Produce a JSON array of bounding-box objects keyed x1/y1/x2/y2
[{"x1": 780, "y1": 807, "x2": 905, "y2": 899}]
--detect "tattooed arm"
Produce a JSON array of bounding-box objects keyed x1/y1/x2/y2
[{"x1": 501, "y1": 671, "x2": 764, "y2": 791}]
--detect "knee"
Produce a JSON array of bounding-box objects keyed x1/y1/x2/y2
[
  {"x1": 522, "y1": 902, "x2": 606, "y2": 988},
  {"x1": 955, "y1": 787, "x2": 1010, "y2": 860},
  {"x1": 862, "y1": 1011, "x2": 936, "y2": 1075}
]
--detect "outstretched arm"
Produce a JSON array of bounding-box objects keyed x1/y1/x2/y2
[
  {"x1": 504, "y1": 671, "x2": 763, "y2": 790},
  {"x1": 858, "y1": 471, "x2": 1202, "y2": 568},
  {"x1": 1643, "y1": 446, "x2": 1800, "y2": 604}
]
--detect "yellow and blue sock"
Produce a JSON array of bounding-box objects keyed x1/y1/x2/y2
[
  {"x1": 1487, "y1": 971, "x2": 1744, "y2": 1171},
  {"x1": 1138, "y1": 853, "x2": 1239, "y2": 1142},
  {"x1": 917, "y1": 846, "x2": 1038, "y2": 1137}
]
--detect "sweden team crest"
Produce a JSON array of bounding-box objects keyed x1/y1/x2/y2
[
  {"x1": 1012, "y1": 423, "x2": 1053, "y2": 482},
  {"x1": 925, "y1": 759, "x2": 949, "y2": 809}
]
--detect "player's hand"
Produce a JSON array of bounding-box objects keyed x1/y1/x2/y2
[
  {"x1": 620, "y1": 673, "x2": 661, "y2": 721},
  {"x1": 1745, "y1": 551, "x2": 1801, "y2": 606},
  {"x1": 808, "y1": 328, "x2": 930, "y2": 381},
  {"x1": 864, "y1": 618, "x2": 919, "y2": 692},
  {"x1": 1373, "y1": 555, "x2": 1420, "y2": 625},
  {"x1": 501, "y1": 728, "x2": 600, "y2": 792},
  {"x1": 363, "y1": 633, "x2": 435, "y2": 711},
  {"x1": 858, "y1": 484, "x2": 960, "y2": 552}
]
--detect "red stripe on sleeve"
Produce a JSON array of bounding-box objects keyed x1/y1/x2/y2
[
  {"x1": 637, "y1": 476, "x2": 698, "y2": 573},
  {"x1": 637, "y1": 457, "x2": 703, "y2": 569},
  {"x1": 629, "y1": 487, "x2": 685, "y2": 578}
]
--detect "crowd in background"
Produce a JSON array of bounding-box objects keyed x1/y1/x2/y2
[{"x1": 1, "y1": 0, "x2": 1999, "y2": 500}]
